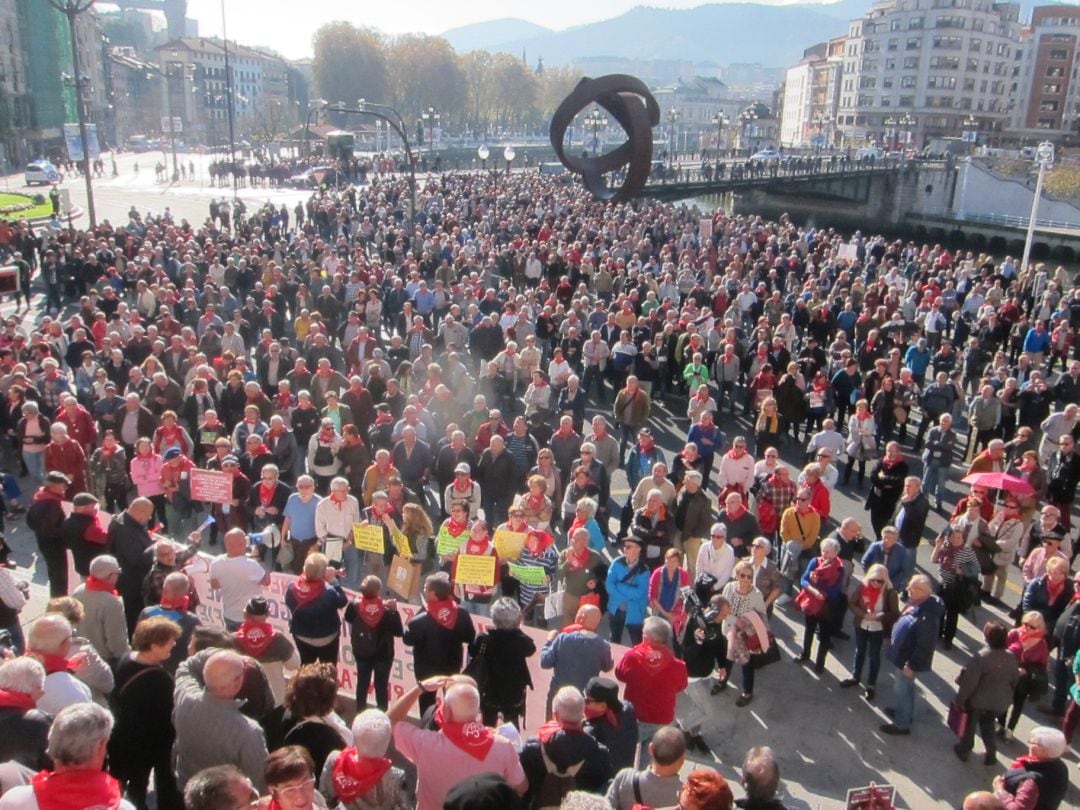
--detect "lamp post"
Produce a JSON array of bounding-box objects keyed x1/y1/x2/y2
[
  {"x1": 738, "y1": 103, "x2": 759, "y2": 156},
  {"x1": 477, "y1": 144, "x2": 489, "y2": 172},
  {"x1": 148, "y1": 58, "x2": 194, "y2": 181},
  {"x1": 711, "y1": 111, "x2": 728, "y2": 158},
  {"x1": 666, "y1": 108, "x2": 681, "y2": 165},
  {"x1": 584, "y1": 106, "x2": 607, "y2": 157},
  {"x1": 503, "y1": 145, "x2": 515, "y2": 175},
  {"x1": 1020, "y1": 141, "x2": 1055, "y2": 279},
  {"x1": 47, "y1": 0, "x2": 96, "y2": 228},
  {"x1": 421, "y1": 106, "x2": 440, "y2": 161},
  {"x1": 219, "y1": 0, "x2": 237, "y2": 201}
]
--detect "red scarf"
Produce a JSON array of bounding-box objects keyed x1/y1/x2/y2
[
  {"x1": 537, "y1": 719, "x2": 583, "y2": 743},
  {"x1": 331, "y1": 748, "x2": 392, "y2": 804},
  {"x1": 0, "y1": 689, "x2": 36, "y2": 710},
  {"x1": 525, "y1": 530, "x2": 554, "y2": 554},
  {"x1": 434, "y1": 702, "x2": 496, "y2": 761},
  {"x1": 36, "y1": 654, "x2": 74, "y2": 675},
  {"x1": 452, "y1": 478, "x2": 474, "y2": 493},
  {"x1": 276, "y1": 392, "x2": 293, "y2": 411},
  {"x1": 234, "y1": 619, "x2": 277, "y2": 658},
  {"x1": 566, "y1": 546, "x2": 591, "y2": 571},
  {"x1": 445, "y1": 517, "x2": 469, "y2": 537},
  {"x1": 291, "y1": 575, "x2": 326, "y2": 607},
  {"x1": 258, "y1": 482, "x2": 276, "y2": 506},
  {"x1": 426, "y1": 597, "x2": 459, "y2": 630},
  {"x1": 860, "y1": 583, "x2": 883, "y2": 612},
  {"x1": 560, "y1": 623, "x2": 585, "y2": 635},
  {"x1": 159, "y1": 594, "x2": 190, "y2": 613},
  {"x1": 584, "y1": 703, "x2": 619, "y2": 728},
  {"x1": 527, "y1": 491, "x2": 545, "y2": 511},
  {"x1": 32, "y1": 769, "x2": 122, "y2": 810},
  {"x1": 1047, "y1": 577, "x2": 1066, "y2": 605},
  {"x1": 357, "y1": 596, "x2": 386, "y2": 629},
  {"x1": 1010, "y1": 755, "x2": 1039, "y2": 770},
  {"x1": 85, "y1": 576, "x2": 117, "y2": 595}
]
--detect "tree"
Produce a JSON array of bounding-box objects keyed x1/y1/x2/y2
[
  {"x1": 460, "y1": 50, "x2": 494, "y2": 133},
  {"x1": 387, "y1": 35, "x2": 466, "y2": 127},
  {"x1": 311, "y1": 22, "x2": 388, "y2": 111},
  {"x1": 489, "y1": 53, "x2": 538, "y2": 131}
]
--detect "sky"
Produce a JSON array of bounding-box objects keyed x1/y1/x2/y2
[{"x1": 159, "y1": 0, "x2": 832, "y2": 61}]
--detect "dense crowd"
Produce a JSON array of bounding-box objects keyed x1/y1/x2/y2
[{"x1": 0, "y1": 165, "x2": 1074, "y2": 810}]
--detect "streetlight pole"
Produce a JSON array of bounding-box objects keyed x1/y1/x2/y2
[
  {"x1": 421, "y1": 106, "x2": 440, "y2": 163},
  {"x1": 220, "y1": 0, "x2": 237, "y2": 201},
  {"x1": 503, "y1": 145, "x2": 515, "y2": 176},
  {"x1": 666, "y1": 108, "x2": 681, "y2": 166},
  {"x1": 48, "y1": 0, "x2": 96, "y2": 228},
  {"x1": 584, "y1": 107, "x2": 607, "y2": 157},
  {"x1": 1020, "y1": 141, "x2": 1055, "y2": 281},
  {"x1": 712, "y1": 112, "x2": 727, "y2": 158}
]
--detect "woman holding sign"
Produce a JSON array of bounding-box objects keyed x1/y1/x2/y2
[
  {"x1": 512, "y1": 529, "x2": 558, "y2": 627},
  {"x1": 452, "y1": 520, "x2": 500, "y2": 617}
]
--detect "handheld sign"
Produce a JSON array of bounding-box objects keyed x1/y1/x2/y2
[
  {"x1": 436, "y1": 527, "x2": 463, "y2": 556},
  {"x1": 493, "y1": 529, "x2": 526, "y2": 561},
  {"x1": 189, "y1": 469, "x2": 233, "y2": 504},
  {"x1": 390, "y1": 527, "x2": 413, "y2": 557},
  {"x1": 454, "y1": 554, "x2": 497, "y2": 587},
  {"x1": 353, "y1": 524, "x2": 385, "y2": 553},
  {"x1": 508, "y1": 562, "x2": 546, "y2": 586}
]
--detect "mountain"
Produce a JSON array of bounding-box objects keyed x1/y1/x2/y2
[{"x1": 441, "y1": 18, "x2": 552, "y2": 53}]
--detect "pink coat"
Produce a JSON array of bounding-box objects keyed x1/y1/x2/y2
[{"x1": 129, "y1": 452, "x2": 165, "y2": 497}]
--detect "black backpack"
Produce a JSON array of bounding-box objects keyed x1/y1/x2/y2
[{"x1": 534, "y1": 743, "x2": 584, "y2": 810}]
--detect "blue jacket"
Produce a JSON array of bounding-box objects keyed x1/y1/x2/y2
[
  {"x1": 800, "y1": 557, "x2": 846, "y2": 605},
  {"x1": 886, "y1": 595, "x2": 944, "y2": 672},
  {"x1": 904, "y1": 346, "x2": 932, "y2": 376},
  {"x1": 605, "y1": 556, "x2": 651, "y2": 625},
  {"x1": 626, "y1": 445, "x2": 666, "y2": 492},
  {"x1": 1023, "y1": 327, "x2": 1052, "y2": 354},
  {"x1": 861, "y1": 541, "x2": 913, "y2": 590}
]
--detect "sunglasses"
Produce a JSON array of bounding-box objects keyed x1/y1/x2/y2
[{"x1": 737, "y1": 573, "x2": 753, "y2": 580}]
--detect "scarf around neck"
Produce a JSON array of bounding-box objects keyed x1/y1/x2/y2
[
  {"x1": 434, "y1": 702, "x2": 496, "y2": 761},
  {"x1": 32, "y1": 769, "x2": 122, "y2": 810},
  {"x1": 331, "y1": 748, "x2": 392, "y2": 804},
  {"x1": 291, "y1": 575, "x2": 326, "y2": 607},
  {"x1": 425, "y1": 597, "x2": 459, "y2": 630},
  {"x1": 234, "y1": 619, "x2": 277, "y2": 658},
  {"x1": 357, "y1": 595, "x2": 386, "y2": 629}
]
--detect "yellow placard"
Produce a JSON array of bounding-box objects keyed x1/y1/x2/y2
[
  {"x1": 353, "y1": 523, "x2": 385, "y2": 553},
  {"x1": 492, "y1": 529, "x2": 526, "y2": 561},
  {"x1": 454, "y1": 553, "x2": 497, "y2": 587},
  {"x1": 391, "y1": 526, "x2": 413, "y2": 557}
]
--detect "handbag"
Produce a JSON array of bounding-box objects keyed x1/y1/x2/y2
[
  {"x1": 947, "y1": 701, "x2": 968, "y2": 738},
  {"x1": 463, "y1": 635, "x2": 493, "y2": 697},
  {"x1": 758, "y1": 498, "x2": 778, "y2": 534},
  {"x1": 544, "y1": 588, "x2": 565, "y2": 621},
  {"x1": 795, "y1": 588, "x2": 825, "y2": 618},
  {"x1": 748, "y1": 637, "x2": 781, "y2": 669}
]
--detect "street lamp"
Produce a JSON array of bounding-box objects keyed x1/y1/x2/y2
[
  {"x1": 738, "y1": 105, "x2": 758, "y2": 155},
  {"x1": 584, "y1": 106, "x2": 608, "y2": 157},
  {"x1": 477, "y1": 144, "x2": 489, "y2": 172},
  {"x1": 421, "y1": 106, "x2": 440, "y2": 160},
  {"x1": 1020, "y1": 141, "x2": 1055, "y2": 280},
  {"x1": 147, "y1": 59, "x2": 194, "y2": 181},
  {"x1": 711, "y1": 111, "x2": 728, "y2": 157},
  {"x1": 47, "y1": 0, "x2": 97, "y2": 228},
  {"x1": 666, "y1": 108, "x2": 681, "y2": 164},
  {"x1": 503, "y1": 145, "x2": 515, "y2": 175}
]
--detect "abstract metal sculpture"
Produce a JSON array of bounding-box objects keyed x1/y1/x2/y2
[{"x1": 549, "y1": 74, "x2": 660, "y2": 203}]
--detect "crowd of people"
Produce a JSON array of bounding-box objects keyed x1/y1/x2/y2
[{"x1": 0, "y1": 163, "x2": 1074, "y2": 810}]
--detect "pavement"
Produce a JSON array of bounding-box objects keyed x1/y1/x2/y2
[{"x1": 0, "y1": 160, "x2": 1076, "y2": 807}]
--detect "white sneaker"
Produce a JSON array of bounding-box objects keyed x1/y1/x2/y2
[{"x1": 776, "y1": 594, "x2": 793, "y2": 606}]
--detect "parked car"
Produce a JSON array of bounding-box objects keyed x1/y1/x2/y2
[
  {"x1": 750, "y1": 149, "x2": 782, "y2": 162},
  {"x1": 24, "y1": 160, "x2": 63, "y2": 186}
]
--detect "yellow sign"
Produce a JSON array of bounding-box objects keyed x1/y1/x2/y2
[
  {"x1": 454, "y1": 553, "x2": 497, "y2": 587},
  {"x1": 436, "y1": 526, "x2": 463, "y2": 556},
  {"x1": 390, "y1": 527, "x2": 413, "y2": 557},
  {"x1": 353, "y1": 523, "x2": 385, "y2": 553},
  {"x1": 493, "y1": 529, "x2": 526, "y2": 561}
]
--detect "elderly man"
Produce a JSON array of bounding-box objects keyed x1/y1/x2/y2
[
  {"x1": 540, "y1": 604, "x2": 613, "y2": 716},
  {"x1": 314, "y1": 476, "x2": 362, "y2": 588},
  {"x1": 388, "y1": 677, "x2": 526, "y2": 810},
  {"x1": 606, "y1": 725, "x2": 686, "y2": 810},
  {"x1": 320, "y1": 710, "x2": 408, "y2": 809},
  {"x1": 209, "y1": 528, "x2": 270, "y2": 632},
  {"x1": 520, "y1": 686, "x2": 613, "y2": 802},
  {"x1": 696, "y1": 523, "x2": 736, "y2": 595},
  {"x1": 1040, "y1": 404, "x2": 1080, "y2": 466},
  {"x1": 26, "y1": 614, "x2": 93, "y2": 715},
  {"x1": 921, "y1": 413, "x2": 957, "y2": 511},
  {"x1": 880, "y1": 575, "x2": 944, "y2": 735},
  {"x1": 738, "y1": 745, "x2": 784, "y2": 810},
  {"x1": 0, "y1": 657, "x2": 50, "y2": 771},
  {"x1": 71, "y1": 555, "x2": 130, "y2": 668},
  {"x1": 894, "y1": 476, "x2": 931, "y2": 551},
  {"x1": 281, "y1": 475, "x2": 323, "y2": 575},
  {"x1": 861, "y1": 525, "x2": 913, "y2": 592},
  {"x1": 615, "y1": 617, "x2": 688, "y2": 757},
  {"x1": 26, "y1": 471, "x2": 69, "y2": 598},
  {"x1": 673, "y1": 471, "x2": 711, "y2": 579},
  {"x1": 108, "y1": 497, "x2": 160, "y2": 633},
  {"x1": 173, "y1": 650, "x2": 269, "y2": 791},
  {"x1": 0, "y1": 703, "x2": 136, "y2": 810},
  {"x1": 403, "y1": 573, "x2": 476, "y2": 716}
]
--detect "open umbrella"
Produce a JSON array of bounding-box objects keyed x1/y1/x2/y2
[{"x1": 960, "y1": 472, "x2": 1034, "y2": 497}]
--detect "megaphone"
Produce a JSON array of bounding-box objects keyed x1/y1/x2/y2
[{"x1": 250, "y1": 525, "x2": 280, "y2": 549}]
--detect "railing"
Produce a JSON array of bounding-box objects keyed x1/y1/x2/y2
[{"x1": 915, "y1": 206, "x2": 1080, "y2": 230}]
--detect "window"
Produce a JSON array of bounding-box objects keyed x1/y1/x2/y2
[
  {"x1": 932, "y1": 35, "x2": 963, "y2": 49},
  {"x1": 887, "y1": 39, "x2": 899, "y2": 51},
  {"x1": 907, "y1": 37, "x2": 922, "y2": 49},
  {"x1": 935, "y1": 15, "x2": 965, "y2": 27},
  {"x1": 899, "y1": 95, "x2": 916, "y2": 107},
  {"x1": 885, "y1": 58, "x2": 896, "y2": 69},
  {"x1": 859, "y1": 77, "x2": 878, "y2": 88},
  {"x1": 901, "y1": 75, "x2": 917, "y2": 87},
  {"x1": 927, "y1": 75, "x2": 958, "y2": 88},
  {"x1": 883, "y1": 77, "x2": 895, "y2": 88},
  {"x1": 931, "y1": 55, "x2": 960, "y2": 68},
  {"x1": 967, "y1": 57, "x2": 980, "y2": 70},
  {"x1": 1043, "y1": 83, "x2": 1062, "y2": 94},
  {"x1": 1050, "y1": 48, "x2": 1069, "y2": 60},
  {"x1": 1040, "y1": 100, "x2": 1059, "y2": 111},
  {"x1": 904, "y1": 56, "x2": 919, "y2": 68},
  {"x1": 1036, "y1": 118, "x2": 1056, "y2": 128},
  {"x1": 909, "y1": 16, "x2": 924, "y2": 28},
  {"x1": 1047, "y1": 66, "x2": 1065, "y2": 77},
  {"x1": 963, "y1": 78, "x2": 976, "y2": 91},
  {"x1": 969, "y1": 38, "x2": 981, "y2": 51}
]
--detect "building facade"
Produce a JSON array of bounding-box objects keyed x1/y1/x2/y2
[
  {"x1": 780, "y1": 38, "x2": 845, "y2": 148},
  {"x1": 1011, "y1": 5, "x2": 1080, "y2": 139}
]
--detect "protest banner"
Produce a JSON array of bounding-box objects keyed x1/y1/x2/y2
[
  {"x1": 508, "y1": 562, "x2": 546, "y2": 586},
  {"x1": 453, "y1": 554, "x2": 497, "y2": 587},
  {"x1": 492, "y1": 529, "x2": 526, "y2": 560},
  {"x1": 352, "y1": 524, "x2": 385, "y2": 553},
  {"x1": 390, "y1": 527, "x2": 412, "y2": 557},
  {"x1": 435, "y1": 526, "x2": 462, "y2": 556},
  {"x1": 189, "y1": 469, "x2": 233, "y2": 504}
]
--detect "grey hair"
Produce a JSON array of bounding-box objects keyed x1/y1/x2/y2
[
  {"x1": 0, "y1": 657, "x2": 45, "y2": 694},
  {"x1": 742, "y1": 745, "x2": 781, "y2": 800},
  {"x1": 351, "y1": 709, "x2": 392, "y2": 758},
  {"x1": 647, "y1": 487, "x2": 664, "y2": 501},
  {"x1": 820, "y1": 537, "x2": 841, "y2": 555},
  {"x1": 490, "y1": 597, "x2": 521, "y2": 630},
  {"x1": 684, "y1": 470, "x2": 703, "y2": 484},
  {"x1": 559, "y1": 793, "x2": 614, "y2": 810},
  {"x1": 904, "y1": 475, "x2": 921, "y2": 488},
  {"x1": 1029, "y1": 726, "x2": 1067, "y2": 759},
  {"x1": 575, "y1": 496, "x2": 598, "y2": 519},
  {"x1": 579, "y1": 441, "x2": 596, "y2": 454},
  {"x1": 29, "y1": 614, "x2": 73, "y2": 655},
  {"x1": 642, "y1": 616, "x2": 673, "y2": 646},
  {"x1": 47, "y1": 703, "x2": 114, "y2": 766},
  {"x1": 162, "y1": 571, "x2": 190, "y2": 596},
  {"x1": 552, "y1": 686, "x2": 585, "y2": 724}
]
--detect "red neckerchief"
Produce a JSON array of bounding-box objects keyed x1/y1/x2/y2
[
  {"x1": 537, "y1": 719, "x2": 584, "y2": 743},
  {"x1": 159, "y1": 594, "x2": 190, "y2": 613},
  {"x1": 860, "y1": 583, "x2": 883, "y2": 612},
  {"x1": 525, "y1": 530, "x2": 554, "y2": 554},
  {"x1": 425, "y1": 597, "x2": 459, "y2": 630},
  {"x1": 330, "y1": 493, "x2": 347, "y2": 511},
  {"x1": 85, "y1": 576, "x2": 117, "y2": 595},
  {"x1": 234, "y1": 618, "x2": 277, "y2": 657},
  {"x1": 446, "y1": 517, "x2": 469, "y2": 537},
  {"x1": 527, "y1": 492, "x2": 545, "y2": 511},
  {"x1": 810, "y1": 557, "x2": 843, "y2": 589},
  {"x1": 566, "y1": 546, "x2": 591, "y2": 571},
  {"x1": 32, "y1": 769, "x2": 122, "y2": 810},
  {"x1": 258, "y1": 482, "x2": 275, "y2": 506},
  {"x1": 357, "y1": 595, "x2": 386, "y2": 628},
  {"x1": 554, "y1": 426, "x2": 575, "y2": 438},
  {"x1": 331, "y1": 748, "x2": 392, "y2": 804},
  {"x1": 248, "y1": 440, "x2": 268, "y2": 456},
  {"x1": 725, "y1": 506, "x2": 745, "y2": 520},
  {"x1": 584, "y1": 703, "x2": 619, "y2": 728},
  {"x1": 1010, "y1": 755, "x2": 1039, "y2": 770},
  {"x1": 883, "y1": 456, "x2": 903, "y2": 468},
  {"x1": 856, "y1": 412, "x2": 872, "y2": 421},
  {"x1": 375, "y1": 411, "x2": 393, "y2": 425},
  {"x1": 727, "y1": 448, "x2": 746, "y2": 460},
  {"x1": 32, "y1": 488, "x2": 63, "y2": 505},
  {"x1": 464, "y1": 536, "x2": 493, "y2": 557},
  {"x1": 452, "y1": 478, "x2": 474, "y2": 492},
  {"x1": 0, "y1": 689, "x2": 36, "y2": 710},
  {"x1": 434, "y1": 702, "x2": 496, "y2": 761},
  {"x1": 1047, "y1": 577, "x2": 1066, "y2": 604},
  {"x1": 291, "y1": 575, "x2": 326, "y2": 607}
]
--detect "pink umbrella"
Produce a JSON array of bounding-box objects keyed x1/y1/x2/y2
[{"x1": 960, "y1": 472, "x2": 1035, "y2": 497}]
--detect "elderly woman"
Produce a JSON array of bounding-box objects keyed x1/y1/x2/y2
[
  {"x1": 259, "y1": 746, "x2": 326, "y2": 810},
  {"x1": 308, "y1": 419, "x2": 343, "y2": 495},
  {"x1": 720, "y1": 559, "x2": 769, "y2": 707},
  {"x1": 991, "y1": 727, "x2": 1069, "y2": 809},
  {"x1": 841, "y1": 563, "x2": 899, "y2": 702},
  {"x1": 931, "y1": 523, "x2": 981, "y2": 649},
  {"x1": 1021, "y1": 556, "x2": 1075, "y2": 636},
  {"x1": 976, "y1": 498, "x2": 1026, "y2": 604},
  {"x1": 279, "y1": 663, "x2": 352, "y2": 778},
  {"x1": 606, "y1": 535, "x2": 651, "y2": 646},
  {"x1": 954, "y1": 621, "x2": 1020, "y2": 765},
  {"x1": 345, "y1": 576, "x2": 403, "y2": 713},
  {"x1": 649, "y1": 548, "x2": 690, "y2": 646},
  {"x1": 529, "y1": 448, "x2": 563, "y2": 514},
  {"x1": 285, "y1": 553, "x2": 348, "y2": 665},
  {"x1": 513, "y1": 529, "x2": 558, "y2": 627},
  {"x1": 1021, "y1": 533, "x2": 1070, "y2": 586},
  {"x1": 748, "y1": 538, "x2": 782, "y2": 614},
  {"x1": 466, "y1": 597, "x2": 536, "y2": 728},
  {"x1": 1000, "y1": 611, "x2": 1050, "y2": 739},
  {"x1": 842, "y1": 399, "x2": 877, "y2": 487},
  {"x1": 561, "y1": 464, "x2": 601, "y2": 526},
  {"x1": 797, "y1": 537, "x2": 846, "y2": 675},
  {"x1": 16, "y1": 400, "x2": 49, "y2": 487},
  {"x1": 319, "y1": 710, "x2": 409, "y2": 810},
  {"x1": 512, "y1": 474, "x2": 553, "y2": 531},
  {"x1": 567, "y1": 496, "x2": 604, "y2": 552}
]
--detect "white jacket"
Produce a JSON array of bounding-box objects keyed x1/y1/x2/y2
[{"x1": 717, "y1": 451, "x2": 755, "y2": 493}]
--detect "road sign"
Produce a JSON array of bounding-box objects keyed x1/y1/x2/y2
[{"x1": 161, "y1": 116, "x2": 183, "y2": 135}]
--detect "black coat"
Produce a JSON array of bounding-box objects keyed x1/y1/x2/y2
[
  {"x1": 345, "y1": 600, "x2": 404, "y2": 663},
  {"x1": 519, "y1": 728, "x2": 613, "y2": 804},
  {"x1": 108, "y1": 511, "x2": 154, "y2": 603},
  {"x1": 403, "y1": 605, "x2": 475, "y2": 680},
  {"x1": 0, "y1": 706, "x2": 50, "y2": 771},
  {"x1": 468, "y1": 628, "x2": 535, "y2": 711}
]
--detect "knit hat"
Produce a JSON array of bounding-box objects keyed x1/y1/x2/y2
[{"x1": 164, "y1": 447, "x2": 182, "y2": 460}]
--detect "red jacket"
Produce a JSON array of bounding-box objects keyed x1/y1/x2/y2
[
  {"x1": 44, "y1": 440, "x2": 87, "y2": 498},
  {"x1": 615, "y1": 641, "x2": 688, "y2": 725}
]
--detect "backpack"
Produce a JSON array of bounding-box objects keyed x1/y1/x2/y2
[{"x1": 534, "y1": 743, "x2": 585, "y2": 810}]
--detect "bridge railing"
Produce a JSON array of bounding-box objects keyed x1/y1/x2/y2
[
  {"x1": 639, "y1": 158, "x2": 944, "y2": 188},
  {"x1": 915, "y1": 206, "x2": 1080, "y2": 230}
]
